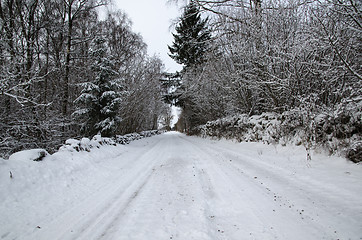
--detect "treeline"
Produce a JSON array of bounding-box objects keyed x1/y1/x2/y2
[
  {"x1": 0, "y1": 0, "x2": 168, "y2": 158},
  {"x1": 170, "y1": 0, "x2": 360, "y2": 133}
]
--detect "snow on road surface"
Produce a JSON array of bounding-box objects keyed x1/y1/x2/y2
[{"x1": 1, "y1": 132, "x2": 361, "y2": 240}]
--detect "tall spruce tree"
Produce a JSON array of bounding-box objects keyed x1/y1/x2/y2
[
  {"x1": 74, "y1": 37, "x2": 122, "y2": 137},
  {"x1": 168, "y1": 1, "x2": 211, "y2": 69}
]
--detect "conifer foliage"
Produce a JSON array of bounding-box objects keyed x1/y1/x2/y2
[
  {"x1": 74, "y1": 37, "x2": 122, "y2": 137},
  {"x1": 168, "y1": 1, "x2": 211, "y2": 68}
]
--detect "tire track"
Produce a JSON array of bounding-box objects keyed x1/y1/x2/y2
[{"x1": 30, "y1": 138, "x2": 166, "y2": 240}]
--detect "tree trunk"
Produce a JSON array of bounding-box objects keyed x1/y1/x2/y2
[{"x1": 63, "y1": 1, "x2": 73, "y2": 117}]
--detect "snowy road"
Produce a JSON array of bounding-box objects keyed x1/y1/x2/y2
[{"x1": 1, "y1": 132, "x2": 362, "y2": 240}]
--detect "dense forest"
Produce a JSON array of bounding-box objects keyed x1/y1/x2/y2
[
  {"x1": 0, "y1": 0, "x2": 169, "y2": 157},
  {"x1": 1, "y1": 0, "x2": 361, "y2": 161},
  {"x1": 168, "y1": 0, "x2": 361, "y2": 161}
]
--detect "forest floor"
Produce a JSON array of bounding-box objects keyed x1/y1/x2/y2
[{"x1": 1, "y1": 132, "x2": 361, "y2": 240}]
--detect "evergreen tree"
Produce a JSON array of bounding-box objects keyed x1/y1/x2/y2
[
  {"x1": 168, "y1": 1, "x2": 211, "y2": 69},
  {"x1": 74, "y1": 37, "x2": 122, "y2": 137}
]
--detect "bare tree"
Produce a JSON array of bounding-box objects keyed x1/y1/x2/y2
[{"x1": 169, "y1": 0, "x2": 361, "y2": 130}]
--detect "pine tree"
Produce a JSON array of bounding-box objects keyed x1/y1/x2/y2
[
  {"x1": 74, "y1": 37, "x2": 122, "y2": 137},
  {"x1": 168, "y1": 1, "x2": 211, "y2": 69}
]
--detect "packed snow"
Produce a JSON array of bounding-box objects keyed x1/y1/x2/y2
[{"x1": 0, "y1": 132, "x2": 361, "y2": 240}]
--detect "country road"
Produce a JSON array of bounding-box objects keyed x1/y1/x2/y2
[{"x1": 1, "y1": 132, "x2": 362, "y2": 240}]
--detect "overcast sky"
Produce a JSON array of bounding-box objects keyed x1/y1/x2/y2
[{"x1": 109, "y1": 0, "x2": 183, "y2": 72}]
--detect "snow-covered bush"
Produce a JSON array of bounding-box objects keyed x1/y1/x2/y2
[
  {"x1": 114, "y1": 135, "x2": 131, "y2": 145},
  {"x1": 58, "y1": 130, "x2": 162, "y2": 153},
  {"x1": 79, "y1": 138, "x2": 91, "y2": 151},
  {"x1": 346, "y1": 141, "x2": 362, "y2": 163},
  {"x1": 197, "y1": 113, "x2": 281, "y2": 144},
  {"x1": 8, "y1": 149, "x2": 49, "y2": 162},
  {"x1": 196, "y1": 101, "x2": 361, "y2": 162},
  {"x1": 59, "y1": 139, "x2": 81, "y2": 152},
  {"x1": 123, "y1": 133, "x2": 142, "y2": 142},
  {"x1": 140, "y1": 131, "x2": 152, "y2": 138}
]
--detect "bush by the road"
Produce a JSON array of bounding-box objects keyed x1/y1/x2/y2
[
  {"x1": 59, "y1": 130, "x2": 162, "y2": 153},
  {"x1": 195, "y1": 101, "x2": 361, "y2": 163}
]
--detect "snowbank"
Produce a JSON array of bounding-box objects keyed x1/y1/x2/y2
[
  {"x1": 57, "y1": 130, "x2": 162, "y2": 153},
  {"x1": 0, "y1": 140, "x2": 131, "y2": 240},
  {"x1": 4, "y1": 130, "x2": 162, "y2": 164}
]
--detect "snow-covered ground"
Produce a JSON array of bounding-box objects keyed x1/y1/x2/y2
[{"x1": 1, "y1": 132, "x2": 361, "y2": 240}]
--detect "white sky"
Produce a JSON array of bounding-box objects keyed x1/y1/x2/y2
[{"x1": 110, "y1": 0, "x2": 183, "y2": 73}]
